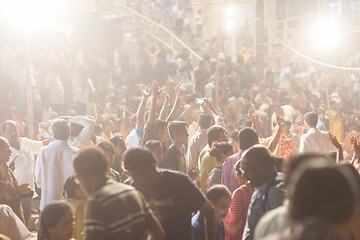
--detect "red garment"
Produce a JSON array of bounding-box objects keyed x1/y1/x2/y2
[
  {"x1": 280, "y1": 136, "x2": 295, "y2": 159},
  {"x1": 224, "y1": 184, "x2": 253, "y2": 240}
]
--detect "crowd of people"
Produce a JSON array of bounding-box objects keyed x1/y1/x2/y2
[{"x1": 2, "y1": 1, "x2": 360, "y2": 239}]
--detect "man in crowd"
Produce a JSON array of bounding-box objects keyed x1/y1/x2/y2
[
  {"x1": 73, "y1": 147, "x2": 165, "y2": 240},
  {"x1": 1, "y1": 120, "x2": 47, "y2": 224},
  {"x1": 299, "y1": 111, "x2": 336, "y2": 153},
  {"x1": 124, "y1": 147, "x2": 216, "y2": 240},
  {"x1": 35, "y1": 119, "x2": 78, "y2": 212},
  {"x1": 222, "y1": 127, "x2": 259, "y2": 193},
  {"x1": 241, "y1": 145, "x2": 284, "y2": 240},
  {"x1": 192, "y1": 185, "x2": 231, "y2": 240}
]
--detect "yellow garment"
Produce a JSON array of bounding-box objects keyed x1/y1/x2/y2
[
  {"x1": 101, "y1": 132, "x2": 113, "y2": 142},
  {"x1": 328, "y1": 109, "x2": 344, "y2": 142},
  {"x1": 200, "y1": 153, "x2": 217, "y2": 193},
  {"x1": 65, "y1": 198, "x2": 86, "y2": 240}
]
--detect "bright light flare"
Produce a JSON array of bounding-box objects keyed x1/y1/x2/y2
[
  {"x1": 225, "y1": 19, "x2": 234, "y2": 32},
  {"x1": 311, "y1": 19, "x2": 339, "y2": 49},
  {"x1": 225, "y1": 6, "x2": 233, "y2": 17},
  {"x1": 2, "y1": 0, "x2": 60, "y2": 32}
]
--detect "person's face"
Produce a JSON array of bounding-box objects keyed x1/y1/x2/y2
[
  {"x1": 114, "y1": 141, "x2": 127, "y2": 156},
  {"x1": 151, "y1": 146, "x2": 164, "y2": 165},
  {"x1": 158, "y1": 128, "x2": 168, "y2": 143},
  {"x1": 2, "y1": 124, "x2": 19, "y2": 143},
  {"x1": 240, "y1": 158, "x2": 266, "y2": 188},
  {"x1": 49, "y1": 209, "x2": 74, "y2": 240},
  {"x1": 218, "y1": 131, "x2": 229, "y2": 143},
  {"x1": 127, "y1": 165, "x2": 157, "y2": 189},
  {"x1": 176, "y1": 127, "x2": 189, "y2": 145},
  {"x1": 0, "y1": 142, "x2": 11, "y2": 163},
  {"x1": 295, "y1": 116, "x2": 302, "y2": 125},
  {"x1": 212, "y1": 196, "x2": 231, "y2": 222}
]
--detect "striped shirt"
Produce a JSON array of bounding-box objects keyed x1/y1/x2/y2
[{"x1": 85, "y1": 178, "x2": 156, "y2": 240}]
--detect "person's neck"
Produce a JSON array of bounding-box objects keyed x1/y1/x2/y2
[
  {"x1": 173, "y1": 141, "x2": 183, "y2": 150},
  {"x1": 9, "y1": 139, "x2": 20, "y2": 150}
]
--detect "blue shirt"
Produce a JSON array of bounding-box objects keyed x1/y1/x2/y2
[
  {"x1": 192, "y1": 211, "x2": 225, "y2": 240},
  {"x1": 242, "y1": 172, "x2": 284, "y2": 240}
]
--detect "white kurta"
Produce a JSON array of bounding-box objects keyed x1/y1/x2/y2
[
  {"x1": 35, "y1": 140, "x2": 78, "y2": 211},
  {"x1": 10, "y1": 138, "x2": 43, "y2": 190},
  {"x1": 299, "y1": 128, "x2": 336, "y2": 153}
]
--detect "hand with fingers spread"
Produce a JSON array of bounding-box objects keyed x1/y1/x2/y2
[
  {"x1": 329, "y1": 132, "x2": 342, "y2": 150},
  {"x1": 248, "y1": 106, "x2": 257, "y2": 130},
  {"x1": 152, "y1": 81, "x2": 161, "y2": 101}
]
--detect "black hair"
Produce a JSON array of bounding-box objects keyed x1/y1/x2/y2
[
  {"x1": 199, "y1": 113, "x2": 213, "y2": 129},
  {"x1": 97, "y1": 141, "x2": 115, "y2": 155},
  {"x1": 38, "y1": 202, "x2": 72, "y2": 240},
  {"x1": 52, "y1": 119, "x2": 70, "y2": 140},
  {"x1": 123, "y1": 147, "x2": 156, "y2": 172},
  {"x1": 1, "y1": 120, "x2": 17, "y2": 132},
  {"x1": 63, "y1": 176, "x2": 80, "y2": 199},
  {"x1": 73, "y1": 147, "x2": 108, "y2": 177},
  {"x1": 206, "y1": 185, "x2": 231, "y2": 204},
  {"x1": 304, "y1": 112, "x2": 318, "y2": 128},
  {"x1": 110, "y1": 136, "x2": 125, "y2": 146},
  {"x1": 209, "y1": 142, "x2": 233, "y2": 163},
  {"x1": 207, "y1": 125, "x2": 226, "y2": 147},
  {"x1": 238, "y1": 127, "x2": 259, "y2": 150},
  {"x1": 168, "y1": 121, "x2": 187, "y2": 141},
  {"x1": 154, "y1": 119, "x2": 168, "y2": 136},
  {"x1": 145, "y1": 140, "x2": 162, "y2": 151}
]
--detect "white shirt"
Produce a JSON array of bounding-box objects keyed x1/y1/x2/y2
[
  {"x1": 10, "y1": 138, "x2": 43, "y2": 190},
  {"x1": 0, "y1": 204, "x2": 32, "y2": 240},
  {"x1": 186, "y1": 129, "x2": 207, "y2": 172},
  {"x1": 67, "y1": 116, "x2": 96, "y2": 149},
  {"x1": 35, "y1": 140, "x2": 78, "y2": 211},
  {"x1": 299, "y1": 128, "x2": 336, "y2": 153}
]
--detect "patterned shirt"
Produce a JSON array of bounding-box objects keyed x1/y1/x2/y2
[{"x1": 85, "y1": 178, "x2": 157, "y2": 240}]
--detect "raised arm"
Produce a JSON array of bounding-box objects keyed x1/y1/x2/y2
[
  {"x1": 148, "y1": 81, "x2": 162, "y2": 125},
  {"x1": 329, "y1": 132, "x2": 343, "y2": 162},
  {"x1": 159, "y1": 91, "x2": 170, "y2": 121},
  {"x1": 269, "y1": 114, "x2": 284, "y2": 153},
  {"x1": 137, "y1": 88, "x2": 150, "y2": 130},
  {"x1": 166, "y1": 84, "x2": 181, "y2": 122}
]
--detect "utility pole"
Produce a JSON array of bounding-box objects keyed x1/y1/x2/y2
[{"x1": 256, "y1": 0, "x2": 264, "y2": 83}]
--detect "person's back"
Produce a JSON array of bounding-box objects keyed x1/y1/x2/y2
[
  {"x1": 35, "y1": 119, "x2": 77, "y2": 211},
  {"x1": 73, "y1": 147, "x2": 164, "y2": 240}
]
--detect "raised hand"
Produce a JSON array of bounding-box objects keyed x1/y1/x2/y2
[
  {"x1": 152, "y1": 81, "x2": 161, "y2": 100},
  {"x1": 329, "y1": 132, "x2": 342, "y2": 150}
]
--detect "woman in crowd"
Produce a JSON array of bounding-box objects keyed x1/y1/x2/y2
[
  {"x1": 223, "y1": 159, "x2": 253, "y2": 240},
  {"x1": 38, "y1": 202, "x2": 74, "y2": 240}
]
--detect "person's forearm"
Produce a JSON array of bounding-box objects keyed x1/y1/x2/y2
[
  {"x1": 166, "y1": 97, "x2": 180, "y2": 122},
  {"x1": 148, "y1": 98, "x2": 157, "y2": 125},
  {"x1": 137, "y1": 96, "x2": 149, "y2": 130},
  {"x1": 269, "y1": 127, "x2": 282, "y2": 152},
  {"x1": 337, "y1": 147, "x2": 344, "y2": 162},
  {"x1": 159, "y1": 103, "x2": 170, "y2": 121}
]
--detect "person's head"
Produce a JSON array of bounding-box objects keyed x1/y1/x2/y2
[
  {"x1": 97, "y1": 142, "x2": 115, "y2": 171},
  {"x1": 207, "y1": 125, "x2": 228, "y2": 147},
  {"x1": 206, "y1": 185, "x2": 231, "y2": 222},
  {"x1": 294, "y1": 114, "x2": 303, "y2": 125},
  {"x1": 123, "y1": 148, "x2": 157, "y2": 188},
  {"x1": 304, "y1": 112, "x2": 318, "y2": 129},
  {"x1": 234, "y1": 160, "x2": 247, "y2": 185},
  {"x1": 168, "y1": 121, "x2": 188, "y2": 145},
  {"x1": 73, "y1": 147, "x2": 108, "y2": 195},
  {"x1": 145, "y1": 140, "x2": 164, "y2": 165},
  {"x1": 240, "y1": 144, "x2": 276, "y2": 187},
  {"x1": 102, "y1": 119, "x2": 114, "y2": 133},
  {"x1": 0, "y1": 137, "x2": 11, "y2": 163},
  {"x1": 154, "y1": 119, "x2": 168, "y2": 143},
  {"x1": 199, "y1": 113, "x2": 213, "y2": 130},
  {"x1": 52, "y1": 119, "x2": 70, "y2": 140},
  {"x1": 110, "y1": 136, "x2": 127, "y2": 157},
  {"x1": 288, "y1": 162, "x2": 358, "y2": 232},
  {"x1": 238, "y1": 127, "x2": 259, "y2": 150},
  {"x1": 63, "y1": 176, "x2": 86, "y2": 200},
  {"x1": 209, "y1": 142, "x2": 234, "y2": 163},
  {"x1": 38, "y1": 202, "x2": 74, "y2": 240},
  {"x1": 1, "y1": 120, "x2": 19, "y2": 144}
]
